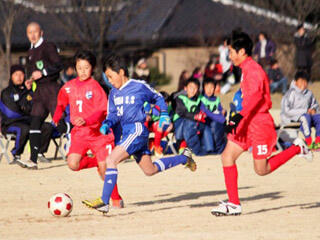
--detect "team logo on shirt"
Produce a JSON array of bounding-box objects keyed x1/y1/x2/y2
[
  {"x1": 85, "y1": 91, "x2": 93, "y2": 99},
  {"x1": 65, "y1": 87, "x2": 70, "y2": 93}
]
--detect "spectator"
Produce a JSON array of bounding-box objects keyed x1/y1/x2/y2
[
  {"x1": 144, "y1": 91, "x2": 173, "y2": 156},
  {"x1": 61, "y1": 63, "x2": 76, "y2": 84},
  {"x1": 22, "y1": 22, "x2": 63, "y2": 169},
  {"x1": 267, "y1": 58, "x2": 288, "y2": 95},
  {"x1": 0, "y1": 65, "x2": 53, "y2": 166},
  {"x1": 294, "y1": 24, "x2": 313, "y2": 81},
  {"x1": 132, "y1": 58, "x2": 150, "y2": 83},
  {"x1": 177, "y1": 70, "x2": 190, "y2": 92},
  {"x1": 253, "y1": 32, "x2": 276, "y2": 70},
  {"x1": 200, "y1": 78, "x2": 227, "y2": 154},
  {"x1": 281, "y1": 71, "x2": 320, "y2": 150},
  {"x1": 173, "y1": 77, "x2": 211, "y2": 155},
  {"x1": 192, "y1": 67, "x2": 203, "y2": 80}
]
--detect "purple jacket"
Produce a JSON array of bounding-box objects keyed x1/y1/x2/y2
[{"x1": 253, "y1": 40, "x2": 276, "y2": 61}]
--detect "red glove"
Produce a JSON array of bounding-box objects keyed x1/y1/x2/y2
[{"x1": 194, "y1": 111, "x2": 206, "y2": 123}]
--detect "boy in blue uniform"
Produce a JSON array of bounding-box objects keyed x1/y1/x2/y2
[
  {"x1": 200, "y1": 78, "x2": 227, "y2": 154},
  {"x1": 83, "y1": 55, "x2": 196, "y2": 214}
]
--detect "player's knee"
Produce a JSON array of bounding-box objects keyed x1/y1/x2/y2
[
  {"x1": 143, "y1": 169, "x2": 156, "y2": 176},
  {"x1": 254, "y1": 166, "x2": 268, "y2": 176},
  {"x1": 67, "y1": 159, "x2": 79, "y2": 171}
]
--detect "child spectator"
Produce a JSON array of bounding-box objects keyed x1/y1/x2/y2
[
  {"x1": 281, "y1": 71, "x2": 320, "y2": 150},
  {"x1": 1, "y1": 65, "x2": 53, "y2": 167},
  {"x1": 267, "y1": 59, "x2": 288, "y2": 95},
  {"x1": 52, "y1": 50, "x2": 124, "y2": 208},
  {"x1": 177, "y1": 70, "x2": 190, "y2": 92},
  {"x1": 132, "y1": 58, "x2": 150, "y2": 84},
  {"x1": 200, "y1": 78, "x2": 227, "y2": 154},
  {"x1": 144, "y1": 91, "x2": 173, "y2": 156},
  {"x1": 174, "y1": 77, "x2": 211, "y2": 155}
]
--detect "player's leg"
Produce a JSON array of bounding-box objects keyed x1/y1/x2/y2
[
  {"x1": 152, "y1": 121, "x2": 164, "y2": 156},
  {"x1": 311, "y1": 114, "x2": 320, "y2": 149},
  {"x1": 211, "y1": 140, "x2": 244, "y2": 216},
  {"x1": 300, "y1": 113, "x2": 313, "y2": 146},
  {"x1": 38, "y1": 122, "x2": 53, "y2": 163}
]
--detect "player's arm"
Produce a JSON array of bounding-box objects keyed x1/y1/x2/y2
[{"x1": 52, "y1": 88, "x2": 68, "y2": 125}]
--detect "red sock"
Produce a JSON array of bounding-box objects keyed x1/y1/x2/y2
[
  {"x1": 315, "y1": 136, "x2": 320, "y2": 143},
  {"x1": 180, "y1": 140, "x2": 187, "y2": 148},
  {"x1": 154, "y1": 130, "x2": 162, "y2": 147},
  {"x1": 305, "y1": 137, "x2": 312, "y2": 146},
  {"x1": 76, "y1": 155, "x2": 98, "y2": 171},
  {"x1": 268, "y1": 145, "x2": 300, "y2": 172},
  {"x1": 223, "y1": 165, "x2": 240, "y2": 205},
  {"x1": 111, "y1": 183, "x2": 122, "y2": 200}
]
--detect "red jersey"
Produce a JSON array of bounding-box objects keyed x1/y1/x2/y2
[
  {"x1": 53, "y1": 77, "x2": 107, "y2": 131},
  {"x1": 239, "y1": 57, "x2": 272, "y2": 117}
]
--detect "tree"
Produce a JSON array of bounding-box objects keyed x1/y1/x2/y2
[{"x1": 0, "y1": 0, "x2": 22, "y2": 84}]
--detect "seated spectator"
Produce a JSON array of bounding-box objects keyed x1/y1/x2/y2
[
  {"x1": 61, "y1": 63, "x2": 76, "y2": 84},
  {"x1": 200, "y1": 78, "x2": 227, "y2": 154},
  {"x1": 281, "y1": 71, "x2": 320, "y2": 150},
  {"x1": 267, "y1": 59, "x2": 288, "y2": 95},
  {"x1": 132, "y1": 58, "x2": 150, "y2": 84},
  {"x1": 253, "y1": 32, "x2": 276, "y2": 70},
  {"x1": 0, "y1": 65, "x2": 53, "y2": 165},
  {"x1": 173, "y1": 77, "x2": 211, "y2": 155},
  {"x1": 144, "y1": 91, "x2": 173, "y2": 156},
  {"x1": 192, "y1": 67, "x2": 203, "y2": 81}
]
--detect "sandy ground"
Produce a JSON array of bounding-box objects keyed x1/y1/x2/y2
[
  {"x1": 1, "y1": 82, "x2": 320, "y2": 240},
  {"x1": 0, "y1": 141, "x2": 319, "y2": 240}
]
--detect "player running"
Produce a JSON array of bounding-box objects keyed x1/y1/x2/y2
[
  {"x1": 211, "y1": 31, "x2": 313, "y2": 216},
  {"x1": 52, "y1": 50, "x2": 123, "y2": 208},
  {"x1": 82, "y1": 54, "x2": 196, "y2": 214}
]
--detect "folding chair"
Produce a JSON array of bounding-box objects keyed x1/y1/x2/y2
[
  {"x1": 51, "y1": 133, "x2": 69, "y2": 160},
  {"x1": 275, "y1": 122, "x2": 301, "y2": 151},
  {"x1": 0, "y1": 133, "x2": 16, "y2": 164}
]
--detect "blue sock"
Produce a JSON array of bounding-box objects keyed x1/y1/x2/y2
[
  {"x1": 154, "y1": 155, "x2": 187, "y2": 172},
  {"x1": 101, "y1": 168, "x2": 118, "y2": 204}
]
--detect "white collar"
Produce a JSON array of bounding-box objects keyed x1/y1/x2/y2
[
  {"x1": 119, "y1": 79, "x2": 132, "y2": 91},
  {"x1": 31, "y1": 37, "x2": 44, "y2": 49}
]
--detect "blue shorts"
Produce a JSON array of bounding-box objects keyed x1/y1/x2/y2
[{"x1": 119, "y1": 122, "x2": 151, "y2": 162}]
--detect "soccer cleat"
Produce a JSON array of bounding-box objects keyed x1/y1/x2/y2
[
  {"x1": 111, "y1": 199, "x2": 124, "y2": 209},
  {"x1": 37, "y1": 153, "x2": 51, "y2": 163},
  {"x1": 154, "y1": 145, "x2": 164, "y2": 157},
  {"x1": 10, "y1": 155, "x2": 20, "y2": 165},
  {"x1": 211, "y1": 201, "x2": 242, "y2": 216},
  {"x1": 181, "y1": 148, "x2": 197, "y2": 172},
  {"x1": 293, "y1": 138, "x2": 313, "y2": 162},
  {"x1": 311, "y1": 142, "x2": 320, "y2": 151},
  {"x1": 17, "y1": 159, "x2": 38, "y2": 170},
  {"x1": 82, "y1": 197, "x2": 109, "y2": 214}
]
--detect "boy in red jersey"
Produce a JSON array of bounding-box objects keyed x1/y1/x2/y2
[
  {"x1": 211, "y1": 31, "x2": 313, "y2": 216},
  {"x1": 52, "y1": 50, "x2": 123, "y2": 208}
]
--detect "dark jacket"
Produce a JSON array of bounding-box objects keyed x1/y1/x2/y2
[
  {"x1": 294, "y1": 34, "x2": 313, "y2": 68},
  {"x1": 175, "y1": 94, "x2": 201, "y2": 121},
  {"x1": 267, "y1": 68, "x2": 284, "y2": 82},
  {"x1": 0, "y1": 80, "x2": 33, "y2": 127},
  {"x1": 253, "y1": 40, "x2": 276, "y2": 61}
]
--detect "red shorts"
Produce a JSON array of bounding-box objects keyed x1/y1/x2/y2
[
  {"x1": 228, "y1": 112, "x2": 277, "y2": 159},
  {"x1": 68, "y1": 127, "x2": 115, "y2": 162}
]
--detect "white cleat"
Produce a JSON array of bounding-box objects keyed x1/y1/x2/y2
[
  {"x1": 293, "y1": 138, "x2": 313, "y2": 162},
  {"x1": 211, "y1": 201, "x2": 242, "y2": 216}
]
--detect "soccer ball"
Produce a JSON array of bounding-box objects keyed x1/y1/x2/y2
[{"x1": 48, "y1": 193, "x2": 73, "y2": 217}]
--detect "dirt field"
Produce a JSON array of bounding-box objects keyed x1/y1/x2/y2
[
  {"x1": 0, "y1": 146, "x2": 319, "y2": 240},
  {"x1": 1, "y1": 82, "x2": 320, "y2": 240}
]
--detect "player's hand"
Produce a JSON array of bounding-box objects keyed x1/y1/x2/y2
[
  {"x1": 74, "y1": 117, "x2": 86, "y2": 126},
  {"x1": 159, "y1": 112, "x2": 171, "y2": 128},
  {"x1": 307, "y1": 108, "x2": 316, "y2": 115},
  {"x1": 25, "y1": 78, "x2": 33, "y2": 90},
  {"x1": 31, "y1": 70, "x2": 42, "y2": 80},
  {"x1": 100, "y1": 121, "x2": 111, "y2": 135},
  {"x1": 194, "y1": 111, "x2": 206, "y2": 123},
  {"x1": 226, "y1": 113, "x2": 243, "y2": 134}
]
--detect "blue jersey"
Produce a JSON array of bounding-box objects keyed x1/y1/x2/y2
[{"x1": 107, "y1": 79, "x2": 167, "y2": 127}]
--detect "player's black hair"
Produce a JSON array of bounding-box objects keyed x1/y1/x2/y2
[
  {"x1": 159, "y1": 91, "x2": 170, "y2": 102},
  {"x1": 227, "y1": 30, "x2": 253, "y2": 56},
  {"x1": 269, "y1": 58, "x2": 278, "y2": 66},
  {"x1": 185, "y1": 77, "x2": 200, "y2": 87},
  {"x1": 203, "y1": 77, "x2": 217, "y2": 88},
  {"x1": 73, "y1": 49, "x2": 96, "y2": 69},
  {"x1": 103, "y1": 54, "x2": 129, "y2": 77},
  {"x1": 294, "y1": 71, "x2": 308, "y2": 81}
]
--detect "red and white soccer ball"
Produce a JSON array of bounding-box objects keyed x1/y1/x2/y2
[{"x1": 48, "y1": 193, "x2": 73, "y2": 217}]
